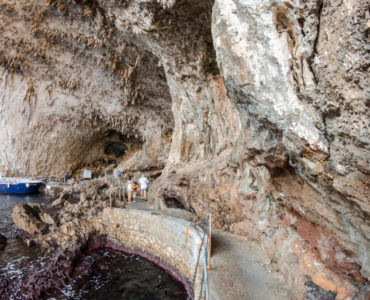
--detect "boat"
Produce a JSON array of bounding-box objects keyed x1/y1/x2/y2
[{"x1": 0, "y1": 177, "x2": 45, "y2": 194}]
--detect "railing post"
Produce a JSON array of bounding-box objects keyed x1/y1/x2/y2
[
  {"x1": 208, "y1": 214, "x2": 212, "y2": 271},
  {"x1": 203, "y1": 247, "x2": 209, "y2": 300},
  {"x1": 190, "y1": 216, "x2": 211, "y2": 300}
]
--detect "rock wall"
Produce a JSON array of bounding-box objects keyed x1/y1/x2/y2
[
  {"x1": 1, "y1": 0, "x2": 369, "y2": 298},
  {"x1": 0, "y1": 0, "x2": 173, "y2": 176},
  {"x1": 205, "y1": 0, "x2": 369, "y2": 297}
]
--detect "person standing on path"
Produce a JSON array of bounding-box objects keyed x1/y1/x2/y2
[
  {"x1": 139, "y1": 174, "x2": 149, "y2": 200},
  {"x1": 126, "y1": 176, "x2": 134, "y2": 203}
]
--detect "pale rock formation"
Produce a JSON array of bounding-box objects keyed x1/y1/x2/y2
[
  {"x1": 211, "y1": 0, "x2": 370, "y2": 280},
  {"x1": 0, "y1": 0, "x2": 173, "y2": 176},
  {"x1": 11, "y1": 204, "x2": 49, "y2": 235}
]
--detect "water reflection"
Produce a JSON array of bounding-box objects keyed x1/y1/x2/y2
[{"x1": 43, "y1": 248, "x2": 188, "y2": 300}]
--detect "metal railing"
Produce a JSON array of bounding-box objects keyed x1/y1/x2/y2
[{"x1": 189, "y1": 214, "x2": 212, "y2": 300}]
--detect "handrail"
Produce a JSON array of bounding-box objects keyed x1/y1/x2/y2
[{"x1": 189, "y1": 214, "x2": 211, "y2": 300}]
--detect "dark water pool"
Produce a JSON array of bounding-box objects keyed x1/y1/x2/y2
[
  {"x1": 43, "y1": 248, "x2": 188, "y2": 300},
  {"x1": 0, "y1": 195, "x2": 188, "y2": 299}
]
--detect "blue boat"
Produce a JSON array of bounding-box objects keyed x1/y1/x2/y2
[{"x1": 0, "y1": 178, "x2": 44, "y2": 194}]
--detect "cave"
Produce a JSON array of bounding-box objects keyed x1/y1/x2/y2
[
  {"x1": 104, "y1": 142, "x2": 126, "y2": 157},
  {"x1": 164, "y1": 197, "x2": 186, "y2": 210},
  {"x1": 0, "y1": 0, "x2": 369, "y2": 299}
]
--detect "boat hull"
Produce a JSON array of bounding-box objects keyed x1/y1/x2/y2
[{"x1": 0, "y1": 182, "x2": 43, "y2": 194}]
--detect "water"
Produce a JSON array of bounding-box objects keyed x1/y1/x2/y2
[
  {"x1": 0, "y1": 193, "x2": 49, "y2": 233},
  {"x1": 0, "y1": 194, "x2": 50, "y2": 267},
  {"x1": 0, "y1": 195, "x2": 188, "y2": 299},
  {"x1": 43, "y1": 248, "x2": 188, "y2": 300},
  {"x1": 0, "y1": 194, "x2": 52, "y2": 298}
]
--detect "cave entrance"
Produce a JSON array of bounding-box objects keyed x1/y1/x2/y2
[
  {"x1": 104, "y1": 142, "x2": 127, "y2": 157},
  {"x1": 164, "y1": 197, "x2": 186, "y2": 209},
  {"x1": 66, "y1": 49, "x2": 174, "y2": 180},
  {"x1": 77, "y1": 130, "x2": 144, "y2": 178}
]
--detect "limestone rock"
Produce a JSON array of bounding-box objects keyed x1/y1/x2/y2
[
  {"x1": 11, "y1": 204, "x2": 49, "y2": 235},
  {"x1": 51, "y1": 194, "x2": 66, "y2": 207},
  {"x1": 210, "y1": 0, "x2": 370, "y2": 284},
  {"x1": 39, "y1": 210, "x2": 55, "y2": 225}
]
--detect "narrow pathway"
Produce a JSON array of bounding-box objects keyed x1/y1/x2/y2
[
  {"x1": 125, "y1": 199, "x2": 151, "y2": 210},
  {"x1": 125, "y1": 199, "x2": 290, "y2": 299},
  {"x1": 126, "y1": 199, "x2": 195, "y2": 221},
  {"x1": 209, "y1": 230, "x2": 290, "y2": 300}
]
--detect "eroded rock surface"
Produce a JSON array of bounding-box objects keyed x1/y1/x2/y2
[
  {"x1": 0, "y1": 0, "x2": 174, "y2": 176},
  {"x1": 11, "y1": 204, "x2": 50, "y2": 235},
  {"x1": 1, "y1": 0, "x2": 369, "y2": 298}
]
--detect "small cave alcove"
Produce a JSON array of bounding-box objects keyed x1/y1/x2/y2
[
  {"x1": 164, "y1": 197, "x2": 186, "y2": 210},
  {"x1": 101, "y1": 130, "x2": 143, "y2": 158},
  {"x1": 104, "y1": 142, "x2": 127, "y2": 157},
  {"x1": 78, "y1": 129, "x2": 144, "y2": 177}
]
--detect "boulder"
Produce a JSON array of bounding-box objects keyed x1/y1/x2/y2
[{"x1": 11, "y1": 204, "x2": 52, "y2": 235}]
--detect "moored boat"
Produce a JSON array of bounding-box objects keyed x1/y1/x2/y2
[{"x1": 0, "y1": 178, "x2": 44, "y2": 194}]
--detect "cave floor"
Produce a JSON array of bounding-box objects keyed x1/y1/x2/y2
[{"x1": 125, "y1": 199, "x2": 290, "y2": 300}]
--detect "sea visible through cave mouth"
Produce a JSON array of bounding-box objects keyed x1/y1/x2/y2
[{"x1": 0, "y1": 195, "x2": 188, "y2": 299}]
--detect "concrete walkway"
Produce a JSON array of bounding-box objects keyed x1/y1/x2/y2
[
  {"x1": 209, "y1": 230, "x2": 289, "y2": 300},
  {"x1": 125, "y1": 199, "x2": 290, "y2": 300},
  {"x1": 126, "y1": 199, "x2": 195, "y2": 221}
]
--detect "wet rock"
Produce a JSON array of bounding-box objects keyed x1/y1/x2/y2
[
  {"x1": 0, "y1": 249, "x2": 77, "y2": 299},
  {"x1": 52, "y1": 192, "x2": 69, "y2": 207},
  {"x1": 97, "y1": 263, "x2": 108, "y2": 271},
  {"x1": 0, "y1": 233, "x2": 6, "y2": 250},
  {"x1": 305, "y1": 277, "x2": 337, "y2": 300},
  {"x1": 354, "y1": 286, "x2": 370, "y2": 300},
  {"x1": 25, "y1": 239, "x2": 35, "y2": 247}
]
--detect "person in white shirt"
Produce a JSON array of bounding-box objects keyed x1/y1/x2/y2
[{"x1": 139, "y1": 174, "x2": 149, "y2": 200}]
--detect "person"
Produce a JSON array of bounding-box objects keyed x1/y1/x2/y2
[
  {"x1": 117, "y1": 172, "x2": 123, "y2": 185},
  {"x1": 132, "y1": 185, "x2": 137, "y2": 201},
  {"x1": 126, "y1": 176, "x2": 134, "y2": 203},
  {"x1": 139, "y1": 174, "x2": 149, "y2": 200},
  {"x1": 63, "y1": 173, "x2": 67, "y2": 184}
]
